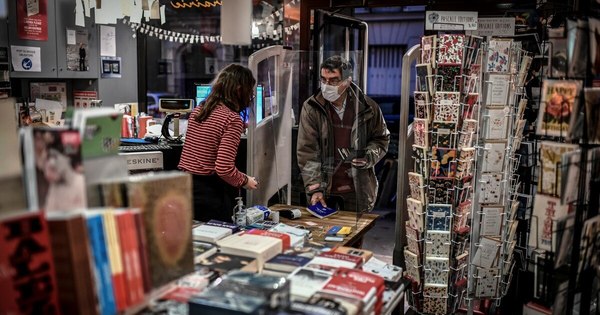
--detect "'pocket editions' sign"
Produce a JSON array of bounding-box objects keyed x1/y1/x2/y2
[
  {"x1": 425, "y1": 11, "x2": 478, "y2": 31},
  {"x1": 467, "y1": 17, "x2": 516, "y2": 37}
]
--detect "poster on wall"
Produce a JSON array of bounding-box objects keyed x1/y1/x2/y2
[
  {"x1": 73, "y1": 90, "x2": 98, "y2": 108},
  {"x1": 16, "y1": 0, "x2": 48, "y2": 41},
  {"x1": 66, "y1": 28, "x2": 89, "y2": 71},
  {"x1": 30, "y1": 82, "x2": 67, "y2": 110}
]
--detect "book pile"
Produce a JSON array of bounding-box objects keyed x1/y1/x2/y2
[{"x1": 192, "y1": 219, "x2": 239, "y2": 243}]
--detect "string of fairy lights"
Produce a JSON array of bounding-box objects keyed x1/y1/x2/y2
[{"x1": 124, "y1": 0, "x2": 300, "y2": 44}]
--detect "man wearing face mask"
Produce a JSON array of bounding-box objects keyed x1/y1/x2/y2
[{"x1": 297, "y1": 55, "x2": 390, "y2": 214}]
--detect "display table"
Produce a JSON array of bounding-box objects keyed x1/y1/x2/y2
[{"x1": 269, "y1": 204, "x2": 379, "y2": 248}]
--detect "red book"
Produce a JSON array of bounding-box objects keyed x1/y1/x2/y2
[
  {"x1": 0, "y1": 212, "x2": 61, "y2": 315},
  {"x1": 133, "y1": 211, "x2": 151, "y2": 293},
  {"x1": 115, "y1": 211, "x2": 145, "y2": 307},
  {"x1": 244, "y1": 229, "x2": 291, "y2": 251},
  {"x1": 319, "y1": 251, "x2": 364, "y2": 268},
  {"x1": 101, "y1": 211, "x2": 128, "y2": 311},
  {"x1": 125, "y1": 210, "x2": 146, "y2": 305}
]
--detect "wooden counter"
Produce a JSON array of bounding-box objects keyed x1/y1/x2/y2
[{"x1": 269, "y1": 204, "x2": 379, "y2": 247}]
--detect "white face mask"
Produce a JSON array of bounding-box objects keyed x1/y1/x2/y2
[{"x1": 321, "y1": 82, "x2": 343, "y2": 102}]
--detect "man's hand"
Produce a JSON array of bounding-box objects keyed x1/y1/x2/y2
[{"x1": 311, "y1": 192, "x2": 327, "y2": 207}]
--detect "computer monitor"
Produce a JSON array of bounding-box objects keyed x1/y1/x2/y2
[
  {"x1": 158, "y1": 99, "x2": 194, "y2": 113},
  {"x1": 195, "y1": 84, "x2": 264, "y2": 124}
]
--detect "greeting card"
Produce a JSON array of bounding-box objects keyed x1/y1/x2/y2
[
  {"x1": 486, "y1": 38, "x2": 512, "y2": 73},
  {"x1": 431, "y1": 122, "x2": 457, "y2": 148},
  {"x1": 404, "y1": 248, "x2": 421, "y2": 283},
  {"x1": 412, "y1": 145, "x2": 429, "y2": 179},
  {"x1": 484, "y1": 73, "x2": 511, "y2": 106},
  {"x1": 454, "y1": 178, "x2": 473, "y2": 206},
  {"x1": 436, "y1": 65, "x2": 462, "y2": 92},
  {"x1": 430, "y1": 147, "x2": 457, "y2": 178},
  {"x1": 428, "y1": 177, "x2": 454, "y2": 204},
  {"x1": 536, "y1": 79, "x2": 583, "y2": 137},
  {"x1": 538, "y1": 141, "x2": 578, "y2": 196},
  {"x1": 458, "y1": 119, "x2": 478, "y2": 149},
  {"x1": 454, "y1": 200, "x2": 471, "y2": 232},
  {"x1": 433, "y1": 92, "x2": 460, "y2": 123},
  {"x1": 484, "y1": 106, "x2": 510, "y2": 140},
  {"x1": 423, "y1": 283, "x2": 448, "y2": 298},
  {"x1": 408, "y1": 172, "x2": 425, "y2": 203},
  {"x1": 472, "y1": 237, "x2": 501, "y2": 268},
  {"x1": 478, "y1": 173, "x2": 504, "y2": 204},
  {"x1": 475, "y1": 267, "x2": 500, "y2": 297},
  {"x1": 426, "y1": 204, "x2": 452, "y2": 231},
  {"x1": 416, "y1": 63, "x2": 434, "y2": 95},
  {"x1": 407, "y1": 197, "x2": 424, "y2": 232},
  {"x1": 424, "y1": 256, "x2": 450, "y2": 285},
  {"x1": 480, "y1": 206, "x2": 504, "y2": 237},
  {"x1": 465, "y1": 35, "x2": 484, "y2": 68},
  {"x1": 481, "y1": 141, "x2": 507, "y2": 173},
  {"x1": 414, "y1": 91, "x2": 431, "y2": 120},
  {"x1": 425, "y1": 230, "x2": 451, "y2": 258},
  {"x1": 455, "y1": 147, "x2": 475, "y2": 179},
  {"x1": 421, "y1": 35, "x2": 437, "y2": 67},
  {"x1": 406, "y1": 222, "x2": 422, "y2": 255},
  {"x1": 423, "y1": 297, "x2": 448, "y2": 315},
  {"x1": 464, "y1": 64, "x2": 482, "y2": 94},
  {"x1": 462, "y1": 93, "x2": 480, "y2": 121},
  {"x1": 437, "y1": 34, "x2": 465, "y2": 65},
  {"x1": 413, "y1": 118, "x2": 429, "y2": 148}
]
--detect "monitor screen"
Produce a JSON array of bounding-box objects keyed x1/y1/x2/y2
[{"x1": 195, "y1": 84, "x2": 263, "y2": 124}]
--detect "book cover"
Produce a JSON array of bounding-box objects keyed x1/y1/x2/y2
[
  {"x1": 431, "y1": 122, "x2": 457, "y2": 148},
  {"x1": 217, "y1": 233, "x2": 283, "y2": 267},
  {"x1": 196, "y1": 252, "x2": 258, "y2": 275},
  {"x1": 478, "y1": 173, "x2": 504, "y2": 204},
  {"x1": 0, "y1": 212, "x2": 61, "y2": 315},
  {"x1": 361, "y1": 256, "x2": 402, "y2": 283},
  {"x1": 47, "y1": 212, "x2": 97, "y2": 315},
  {"x1": 332, "y1": 246, "x2": 373, "y2": 264},
  {"x1": 192, "y1": 224, "x2": 233, "y2": 243},
  {"x1": 288, "y1": 267, "x2": 334, "y2": 302},
  {"x1": 192, "y1": 241, "x2": 218, "y2": 264},
  {"x1": 413, "y1": 118, "x2": 429, "y2": 148},
  {"x1": 437, "y1": 34, "x2": 465, "y2": 65},
  {"x1": 85, "y1": 213, "x2": 117, "y2": 315},
  {"x1": 436, "y1": 65, "x2": 462, "y2": 92},
  {"x1": 426, "y1": 204, "x2": 452, "y2": 231},
  {"x1": 121, "y1": 210, "x2": 145, "y2": 304},
  {"x1": 314, "y1": 251, "x2": 363, "y2": 268},
  {"x1": 536, "y1": 80, "x2": 582, "y2": 137},
  {"x1": 269, "y1": 223, "x2": 310, "y2": 248},
  {"x1": 100, "y1": 210, "x2": 128, "y2": 311},
  {"x1": 132, "y1": 211, "x2": 151, "y2": 293},
  {"x1": 421, "y1": 35, "x2": 437, "y2": 67},
  {"x1": 433, "y1": 92, "x2": 460, "y2": 123},
  {"x1": 428, "y1": 177, "x2": 454, "y2": 204},
  {"x1": 538, "y1": 141, "x2": 578, "y2": 196},
  {"x1": 430, "y1": 147, "x2": 457, "y2": 178},
  {"x1": 424, "y1": 256, "x2": 450, "y2": 285},
  {"x1": 205, "y1": 219, "x2": 239, "y2": 233},
  {"x1": 408, "y1": 172, "x2": 425, "y2": 203},
  {"x1": 414, "y1": 91, "x2": 430, "y2": 120},
  {"x1": 126, "y1": 171, "x2": 194, "y2": 289},
  {"x1": 264, "y1": 253, "x2": 311, "y2": 272},
  {"x1": 407, "y1": 197, "x2": 424, "y2": 232},
  {"x1": 245, "y1": 229, "x2": 291, "y2": 251},
  {"x1": 486, "y1": 38, "x2": 512, "y2": 73},
  {"x1": 320, "y1": 267, "x2": 383, "y2": 306},
  {"x1": 308, "y1": 292, "x2": 363, "y2": 315}
]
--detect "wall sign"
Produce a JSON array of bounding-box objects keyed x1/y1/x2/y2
[
  {"x1": 11, "y1": 45, "x2": 41, "y2": 72},
  {"x1": 425, "y1": 11, "x2": 478, "y2": 31},
  {"x1": 16, "y1": 0, "x2": 48, "y2": 41},
  {"x1": 466, "y1": 17, "x2": 516, "y2": 37},
  {"x1": 100, "y1": 56, "x2": 122, "y2": 78}
]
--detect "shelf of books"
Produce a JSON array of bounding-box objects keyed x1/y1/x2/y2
[
  {"x1": 404, "y1": 33, "x2": 534, "y2": 314},
  {"x1": 0, "y1": 100, "x2": 407, "y2": 315}
]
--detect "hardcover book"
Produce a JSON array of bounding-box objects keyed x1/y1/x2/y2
[
  {"x1": 430, "y1": 147, "x2": 457, "y2": 178},
  {"x1": 245, "y1": 228, "x2": 291, "y2": 251},
  {"x1": 192, "y1": 224, "x2": 233, "y2": 243},
  {"x1": 0, "y1": 212, "x2": 61, "y2": 315},
  {"x1": 0, "y1": 98, "x2": 26, "y2": 213},
  {"x1": 85, "y1": 213, "x2": 117, "y2": 315},
  {"x1": 126, "y1": 171, "x2": 194, "y2": 289},
  {"x1": 269, "y1": 223, "x2": 311, "y2": 248},
  {"x1": 217, "y1": 232, "x2": 283, "y2": 267},
  {"x1": 486, "y1": 38, "x2": 512, "y2": 73},
  {"x1": 308, "y1": 292, "x2": 363, "y2": 315},
  {"x1": 433, "y1": 92, "x2": 460, "y2": 123},
  {"x1": 196, "y1": 252, "x2": 258, "y2": 275},
  {"x1": 263, "y1": 253, "x2": 312, "y2": 273},
  {"x1": 100, "y1": 210, "x2": 128, "y2": 311},
  {"x1": 319, "y1": 268, "x2": 383, "y2": 313},
  {"x1": 413, "y1": 118, "x2": 429, "y2": 148},
  {"x1": 288, "y1": 267, "x2": 334, "y2": 302},
  {"x1": 309, "y1": 252, "x2": 363, "y2": 269},
  {"x1": 536, "y1": 80, "x2": 582, "y2": 137},
  {"x1": 538, "y1": 141, "x2": 578, "y2": 196},
  {"x1": 431, "y1": 122, "x2": 457, "y2": 148},
  {"x1": 414, "y1": 91, "x2": 431, "y2": 120},
  {"x1": 426, "y1": 204, "x2": 452, "y2": 231},
  {"x1": 437, "y1": 34, "x2": 465, "y2": 65},
  {"x1": 115, "y1": 210, "x2": 145, "y2": 305}
]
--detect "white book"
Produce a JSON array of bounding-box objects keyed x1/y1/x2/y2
[
  {"x1": 269, "y1": 223, "x2": 310, "y2": 248},
  {"x1": 192, "y1": 224, "x2": 233, "y2": 243},
  {"x1": 306, "y1": 256, "x2": 358, "y2": 270},
  {"x1": 288, "y1": 267, "x2": 333, "y2": 302},
  {"x1": 216, "y1": 233, "x2": 282, "y2": 267}
]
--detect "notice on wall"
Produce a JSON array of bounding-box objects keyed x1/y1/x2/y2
[
  {"x1": 425, "y1": 11, "x2": 478, "y2": 31},
  {"x1": 16, "y1": 0, "x2": 48, "y2": 40},
  {"x1": 11, "y1": 45, "x2": 42, "y2": 72},
  {"x1": 100, "y1": 25, "x2": 116, "y2": 57},
  {"x1": 467, "y1": 17, "x2": 515, "y2": 37},
  {"x1": 73, "y1": 90, "x2": 98, "y2": 108}
]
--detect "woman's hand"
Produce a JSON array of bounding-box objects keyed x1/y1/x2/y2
[{"x1": 243, "y1": 176, "x2": 259, "y2": 190}]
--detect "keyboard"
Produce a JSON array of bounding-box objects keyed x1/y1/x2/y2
[{"x1": 119, "y1": 144, "x2": 173, "y2": 152}]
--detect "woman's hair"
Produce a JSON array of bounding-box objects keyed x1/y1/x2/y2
[{"x1": 195, "y1": 64, "x2": 256, "y2": 123}]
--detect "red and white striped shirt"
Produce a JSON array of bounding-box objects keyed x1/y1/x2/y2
[{"x1": 178, "y1": 104, "x2": 246, "y2": 187}]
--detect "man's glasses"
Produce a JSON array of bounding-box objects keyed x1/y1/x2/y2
[{"x1": 320, "y1": 77, "x2": 343, "y2": 86}]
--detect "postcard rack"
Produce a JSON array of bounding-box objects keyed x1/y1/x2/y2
[{"x1": 403, "y1": 33, "x2": 535, "y2": 314}]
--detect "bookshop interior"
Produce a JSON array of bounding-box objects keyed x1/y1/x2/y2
[{"x1": 1, "y1": 0, "x2": 600, "y2": 314}]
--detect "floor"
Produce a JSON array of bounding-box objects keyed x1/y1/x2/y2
[{"x1": 362, "y1": 207, "x2": 398, "y2": 265}]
